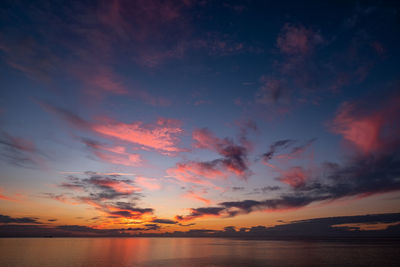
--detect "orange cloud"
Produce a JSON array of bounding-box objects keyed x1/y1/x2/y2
[
  {"x1": 91, "y1": 179, "x2": 141, "y2": 195},
  {"x1": 183, "y1": 191, "x2": 211, "y2": 205},
  {"x1": 0, "y1": 188, "x2": 22, "y2": 202}
]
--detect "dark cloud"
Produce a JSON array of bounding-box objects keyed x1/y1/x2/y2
[
  {"x1": 177, "y1": 132, "x2": 400, "y2": 220},
  {"x1": 0, "y1": 214, "x2": 41, "y2": 224},
  {"x1": 261, "y1": 139, "x2": 294, "y2": 162},
  {"x1": 261, "y1": 139, "x2": 315, "y2": 163},
  {"x1": 259, "y1": 186, "x2": 281, "y2": 192},
  {"x1": 193, "y1": 128, "x2": 252, "y2": 179},
  {"x1": 144, "y1": 224, "x2": 161, "y2": 230},
  {"x1": 1, "y1": 213, "x2": 399, "y2": 238},
  {"x1": 45, "y1": 172, "x2": 152, "y2": 220},
  {"x1": 176, "y1": 207, "x2": 226, "y2": 221},
  {"x1": 151, "y1": 219, "x2": 177, "y2": 224},
  {"x1": 168, "y1": 213, "x2": 400, "y2": 238},
  {"x1": 232, "y1": 187, "x2": 245, "y2": 191},
  {"x1": 60, "y1": 171, "x2": 141, "y2": 200},
  {"x1": 168, "y1": 127, "x2": 253, "y2": 185}
]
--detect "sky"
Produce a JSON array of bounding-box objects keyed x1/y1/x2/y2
[{"x1": 0, "y1": 0, "x2": 400, "y2": 237}]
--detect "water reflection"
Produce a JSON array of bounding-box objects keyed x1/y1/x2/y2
[{"x1": 0, "y1": 238, "x2": 399, "y2": 266}]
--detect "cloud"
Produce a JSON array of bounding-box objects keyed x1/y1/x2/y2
[
  {"x1": 46, "y1": 172, "x2": 154, "y2": 221},
  {"x1": 0, "y1": 35, "x2": 59, "y2": 82},
  {"x1": 278, "y1": 166, "x2": 308, "y2": 188},
  {"x1": 254, "y1": 18, "x2": 383, "y2": 115},
  {"x1": 192, "y1": 128, "x2": 251, "y2": 179},
  {"x1": 175, "y1": 207, "x2": 226, "y2": 221},
  {"x1": 183, "y1": 190, "x2": 211, "y2": 205},
  {"x1": 251, "y1": 186, "x2": 281, "y2": 194},
  {"x1": 1, "y1": 0, "x2": 175, "y2": 105},
  {"x1": 41, "y1": 103, "x2": 184, "y2": 154},
  {"x1": 60, "y1": 172, "x2": 141, "y2": 200},
  {"x1": 261, "y1": 139, "x2": 295, "y2": 163},
  {"x1": 167, "y1": 128, "x2": 252, "y2": 189},
  {"x1": 176, "y1": 94, "x2": 400, "y2": 221},
  {"x1": 135, "y1": 177, "x2": 161, "y2": 191},
  {"x1": 261, "y1": 138, "x2": 315, "y2": 168},
  {"x1": 277, "y1": 23, "x2": 323, "y2": 56},
  {"x1": 232, "y1": 187, "x2": 245, "y2": 191},
  {"x1": 81, "y1": 138, "x2": 142, "y2": 166},
  {"x1": 329, "y1": 96, "x2": 400, "y2": 154},
  {"x1": 151, "y1": 218, "x2": 177, "y2": 224},
  {"x1": 0, "y1": 223, "x2": 161, "y2": 237},
  {"x1": 256, "y1": 77, "x2": 290, "y2": 105},
  {"x1": 106, "y1": 202, "x2": 153, "y2": 219},
  {"x1": 168, "y1": 161, "x2": 227, "y2": 183},
  {"x1": 0, "y1": 131, "x2": 44, "y2": 168},
  {"x1": 2, "y1": 213, "x2": 400, "y2": 237},
  {"x1": 92, "y1": 117, "x2": 184, "y2": 154},
  {"x1": 0, "y1": 214, "x2": 41, "y2": 224},
  {"x1": 0, "y1": 188, "x2": 23, "y2": 202},
  {"x1": 42, "y1": 193, "x2": 79, "y2": 205},
  {"x1": 39, "y1": 103, "x2": 90, "y2": 130},
  {"x1": 178, "y1": 140, "x2": 400, "y2": 220}
]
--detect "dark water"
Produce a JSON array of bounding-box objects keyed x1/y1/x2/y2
[{"x1": 0, "y1": 238, "x2": 399, "y2": 266}]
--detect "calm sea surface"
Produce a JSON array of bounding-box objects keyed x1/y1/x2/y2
[{"x1": 0, "y1": 238, "x2": 399, "y2": 267}]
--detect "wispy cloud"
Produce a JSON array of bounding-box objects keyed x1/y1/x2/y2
[
  {"x1": 277, "y1": 23, "x2": 323, "y2": 56},
  {"x1": 183, "y1": 190, "x2": 211, "y2": 205},
  {"x1": 92, "y1": 117, "x2": 184, "y2": 153},
  {"x1": 135, "y1": 177, "x2": 161, "y2": 191},
  {"x1": 0, "y1": 130, "x2": 45, "y2": 168},
  {"x1": 41, "y1": 103, "x2": 185, "y2": 155},
  {"x1": 81, "y1": 138, "x2": 142, "y2": 166}
]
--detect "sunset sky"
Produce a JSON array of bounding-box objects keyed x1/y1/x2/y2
[{"x1": 1, "y1": 0, "x2": 400, "y2": 236}]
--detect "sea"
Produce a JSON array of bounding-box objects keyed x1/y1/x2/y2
[{"x1": 0, "y1": 237, "x2": 399, "y2": 266}]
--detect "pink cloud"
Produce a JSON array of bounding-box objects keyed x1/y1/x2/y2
[
  {"x1": 88, "y1": 178, "x2": 141, "y2": 195},
  {"x1": 93, "y1": 151, "x2": 142, "y2": 167},
  {"x1": 166, "y1": 163, "x2": 222, "y2": 187},
  {"x1": 183, "y1": 191, "x2": 211, "y2": 205},
  {"x1": 135, "y1": 177, "x2": 161, "y2": 191},
  {"x1": 0, "y1": 188, "x2": 22, "y2": 202},
  {"x1": 192, "y1": 128, "x2": 251, "y2": 179},
  {"x1": 173, "y1": 162, "x2": 227, "y2": 179},
  {"x1": 92, "y1": 118, "x2": 184, "y2": 153},
  {"x1": 278, "y1": 166, "x2": 308, "y2": 188},
  {"x1": 42, "y1": 103, "x2": 184, "y2": 155},
  {"x1": 82, "y1": 139, "x2": 142, "y2": 166},
  {"x1": 82, "y1": 67, "x2": 128, "y2": 96},
  {"x1": 7, "y1": 136, "x2": 35, "y2": 153},
  {"x1": 329, "y1": 96, "x2": 400, "y2": 154}
]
